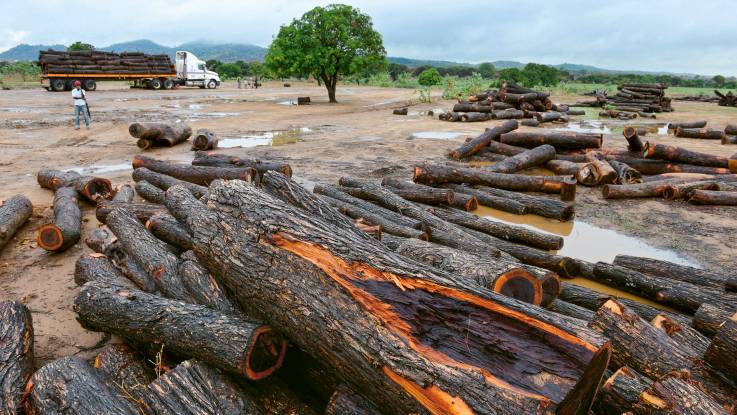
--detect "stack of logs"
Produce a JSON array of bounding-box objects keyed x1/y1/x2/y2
[
  {"x1": 441, "y1": 82, "x2": 585, "y2": 123},
  {"x1": 606, "y1": 83, "x2": 672, "y2": 113},
  {"x1": 38, "y1": 49, "x2": 174, "y2": 74}
]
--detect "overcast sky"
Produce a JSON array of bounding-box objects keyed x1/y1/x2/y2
[{"x1": 2, "y1": 0, "x2": 735, "y2": 76}]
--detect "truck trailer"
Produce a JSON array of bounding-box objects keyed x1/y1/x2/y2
[{"x1": 38, "y1": 49, "x2": 220, "y2": 91}]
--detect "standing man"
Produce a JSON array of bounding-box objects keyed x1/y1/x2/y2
[{"x1": 72, "y1": 80, "x2": 90, "y2": 129}]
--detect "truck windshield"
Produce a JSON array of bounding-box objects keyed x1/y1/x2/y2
[{"x1": 198, "y1": 64, "x2": 205, "y2": 71}]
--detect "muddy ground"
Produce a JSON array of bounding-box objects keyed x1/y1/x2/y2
[{"x1": 1, "y1": 81, "x2": 736, "y2": 367}]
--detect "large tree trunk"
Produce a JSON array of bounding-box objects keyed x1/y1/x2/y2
[
  {"x1": 93, "y1": 343, "x2": 154, "y2": 403},
  {"x1": 132, "y1": 155, "x2": 258, "y2": 186},
  {"x1": 0, "y1": 195, "x2": 32, "y2": 252},
  {"x1": 192, "y1": 151, "x2": 293, "y2": 177},
  {"x1": 37, "y1": 168, "x2": 114, "y2": 203},
  {"x1": 37, "y1": 186, "x2": 81, "y2": 252},
  {"x1": 0, "y1": 301, "x2": 33, "y2": 415},
  {"x1": 448, "y1": 120, "x2": 519, "y2": 159},
  {"x1": 612, "y1": 254, "x2": 737, "y2": 292},
  {"x1": 631, "y1": 370, "x2": 730, "y2": 415},
  {"x1": 24, "y1": 356, "x2": 140, "y2": 414},
  {"x1": 594, "y1": 366, "x2": 651, "y2": 415},
  {"x1": 132, "y1": 167, "x2": 208, "y2": 198},
  {"x1": 448, "y1": 184, "x2": 575, "y2": 221},
  {"x1": 325, "y1": 384, "x2": 382, "y2": 415},
  {"x1": 165, "y1": 181, "x2": 611, "y2": 415},
  {"x1": 75, "y1": 279, "x2": 286, "y2": 381},
  {"x1": 643, "y1": 142, "x2": 733, "y2": 169},
  {"x1": 129, "y1": 122, "x2": 192, "y2": 149}
]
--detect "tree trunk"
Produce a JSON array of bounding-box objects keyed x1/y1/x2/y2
[
  {"x1": 725, "y1": 124, "x2": 737, "y2": 135},
  {"x1": 623, "y1": 126, "x2": 645, "y2": 152},
  {"x1": 650, "y1": 314, "x2": 710, "y2": 356},
  {"x1": 674, "y1": 127, "x2": 726, "y2": 140},
  {"x1": 112, "y1": 184, "x2": 135, "y2": 202},
  {"x1": 384, "y1": 185, "x2": 454, "y2": 205},
  {"x1": 703, "y1": 318, "x2": 737, "y2": 381},
  {"x1": 37, "y1": 168, "x2": 113, "y2": 203},
  {"x1": 128, "y1": 122, "x2": 192, "y2": 148},
  {"x1": 135, "y1": 180, "x2": 166, "y2": 204},
  {"x1": 24, "y1": 356, "x2": 140, "y2": 414},
  {"x1": 689, "y1": 190, "x2": 737, "y2": 205},
  {"x1": 192, "y1": 151, "x2": 293, "y2": 177},
  {"x1": 37, "y1": 186, "x2": 81, "y2": 252},
  {"x1": 608, "y1": 160, "x2": 642, "y2": 184},
  {"x1": 484, "y1": 144, "x2": 557, "y2": 174},
  {"x1": 93, "y1": 343, "x2": 154, "y2": 403},
  {"x1": 165, "y1": 181, "x2": 611, "y2": 415},
  {"x1": 545, "y1": 159, "x2": 582, "y2": 176},
  {"x1": 449, "y1": 184, "x2": 575, "y2": 221},
  {"x1": 132, "y1": 155, "x2": 258, "y2": 186},
  {"x1": 146, "y1": 212, "x2": 193, "y2": 251},
  {"x1": 631, "y1": 370, "x2": 730, "y2": 415},
  {"x1": 382, "y1": 177, "x2": 477, "y2": 210},
  {"x1": 190, "y1": 128, "x2": 218, "y2": 151},
  {"x1": 448, "y1": 120, "x2": 519, "y2": 159},
  {"x1": 535, "y1": 112, "x2": 567, "y2": 123},
  {"x1": 414, "y1": 164, "x2": 572, "y2": 194},
  {"x1": 319, "y1": 195, "x2": 429, "y2": 240},
  {"x1": 0, "y1": 195, "x2": 32, "y2": 252},
  {"x1": 667, "y1": 120, "x2": 707, "y2": 130},
  {"x1": 83, "y1": 228, "x2": 158, "y2": 292},
  {"x1": 326, "y1": 81, "x2": 337, "y2": 103},
  {"x1": 75, "y1": 280, "x2": 286, "y2": 381},
  {"x1": 96, "y1": 201, "x2": 166, "y2": 224},
  {"x1": 74, "y1": 254, "x2": 138, "y2": 289},
  {"x1": 693, "y1": 303, "x2": 737, "y2": 338},
  {"x1": 602, "y1": 179, "x2": 684, "y2": 199},
  {"x1": 142, "y1": 359, "x2": 264, "y2": 415},
  {"x1": 612, "y1": 254, "x2": 737, "y2": 292},
  {"x1": 594, "y1": 367, "x2": 651, "y2": 415},
  {"x1": 643, "y1": 142, "x2": 732, "y2": 169},
  {"x1": 178, "y1": 250, "x2": 236, "y2": 313},
  {"x1": 0, "y1": 301, "x2": 33, "y2": 415},
  {"x1": 662, "y1": 180, "x2": 720, "y2": 199},
  {"x1": 604, "y1": 155, "x2": 733, "y2": 175},
  {"x1": 325, "y1": 384, "x2": 382, "y2": 415},
  {"x1": 499, "y1": 131, "x2": 602, "y2": 150},
  {"x1": 548, "y1": 300, "x2": 595, "y2": 322},
  {"x1": 132, "y1": 167, "x2": 208, "y2": 198},
  {"x1": 446, "y1": 185, "x2": 528, "y2": 214}
]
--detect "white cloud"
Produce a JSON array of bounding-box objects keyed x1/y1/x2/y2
[{"x1": 0, "y1": 29, "x2": 30, "y2": 52}]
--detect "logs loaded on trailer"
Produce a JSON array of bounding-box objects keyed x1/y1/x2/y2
[
  {"x1": 0, "y1": 301, "x2": 33, "y2": 415},
  {"x1": 38, "y1": 49, "x2": 174, "y2": 75},
  {"x1": 0, "y1": 195, "x2": 32, "y2": 252},
  {"x1": 129, "y1": 122, "x2": 193, "y2": 150}
]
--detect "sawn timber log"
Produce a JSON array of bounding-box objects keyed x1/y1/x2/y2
[{"x1": 0, "y1": 301, "x2": 33, "y2": 415}]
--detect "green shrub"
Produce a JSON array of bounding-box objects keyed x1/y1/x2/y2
[{"x1": 418, "y1": 68, "x2": 442, "y2": 86}]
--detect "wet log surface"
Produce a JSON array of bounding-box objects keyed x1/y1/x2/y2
[
  {"x1": 0, "y1": 195, "x2": 32, "y2": 252},
  {"x1": 325, "y1": 384, "x2": 382, "y2": 415},
  {"x1": 132, "y1": 167, "x2": 208, "y2": 198},
  {"x1": 94, "y1": 343, "x2": 154, "y2": 403},
  {"x1": 37, "y1": 186, "x2": 81, "y2": 252},
  {"x1": 608, "y1": 159, "x2": 642, "y2": 184},
  {"x1": 146, "y1": 212, "x2": 193, "y2": 251},
  {"x1": 165, "y1": 180, "x2": 611, "y2": 415},
  {"x1": 192, "y1": 151, "x2": 293, "y2": 178},
  {"x1": 75, "y1": 279, "x2": 286, "y2": 381},
  {"x1": 96, "y1": 201, "x2": 166, "y2": 224},
  {"x1": 694, "y1": 303, "x2": 737, "y2": 338},
  {"x1": 604, "y1": 155, "x2": 733, "y2": 175},
  {"x1": 112, "y1": 184, "x2": 134, "y2": 202},
  {"x1": 132, "y1": 155, "x2": 258, "y2": 186},
  {"x1": 0, "y1": 301, "x2": 33, "y2": 415},
  {"x1": 129, "y1": 122, "x2": 192, "y2": 148},
  {"x1": 483, "y1": 144, "x2": 556, "y2": 174},
  {"x1": 651, "y1": 314, "x2": 710, "y2": 357},
  {"x1": 134, "y1": 180, "x2": 166, "y2": 204},
  {"x1": 594, "y1": 367, "x2": 651, "y2": 415},
  {"x1": 143, "y1": 359, "x2": 264, "y2": 415},
  {"x1": 37, "y1": 168, "x2": 113, "y2": 203},
  {"x1": 667, "y1": 120, "x2": 707, "y2": 130},
  {"x1": 548, "y1": 300, "x2": 595, "y2": 322},
  {"x1": 24, "y1": 355, "x2": 139, "y2": 415},
  {"x1": 320, "y1": 195, "x2": 428, "y2": 240},
  {"x1": 414, "y1": 164, "x2": 570, "y2": 194},
  {"x1": 631, "y1": 370, "x2": 729, "y2": 415},
  {"x1": 613, "y1": 254, "x2": 737, "y2": 292},
  {"x1": 190, "y1": 128, "x2": 218, "y2": 151},
  {"x1": 704, "y1": 318, "x2": 737, "y2": 381},
  {"x1": 499, "y1": 131, "x2": 602, "y2": 150},
  {"x1": 449, "y1": 184, "x2": 575, "y2": 221}
]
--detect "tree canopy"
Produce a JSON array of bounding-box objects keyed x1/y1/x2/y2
[
  {"x1": 67, "y1": 42, "x2": 95, "y2": 51},
  {"x1": 417, "y1": 67, "x2": 443, "y2": 86},
  {"x1": 265, "y1": 4, "x2": 386, "y2": 102}
]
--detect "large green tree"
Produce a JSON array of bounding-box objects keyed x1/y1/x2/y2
[
  {"x1": 67, "y1": 42, "x2": 94, "y2": 51},
  {"x1": 265, "y1": 4, "x2": 386, "y2": 102}
]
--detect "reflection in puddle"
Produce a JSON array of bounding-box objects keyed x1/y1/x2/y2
[
  {"x1": 217, "y1": 128, "x2": 311, "y2": 149},
  {"x1": 552, "y1": 119, "x2": 669, "y2": 137},
  {"x1": 409, "y1": 131, "x2": 471, "y2": 140},
  {"x1": 65, "y1": 162, "x2": 131, "y2": 175}
]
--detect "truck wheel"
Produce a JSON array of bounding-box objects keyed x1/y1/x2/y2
[
  {"x1": 83, "y1": 79, "x2": 97, "y2": 91},
  {"x1": 149, "y1": 78, "x2": 162, "y2": 90},
  {"x1": 162, "y1": 78, "x2": 174, "y2": 90},
  {"x1": 207, "y1": 79, "x2": 217, "y2": 89},
  {"x1": 51, "y1": 79, "x2": 65, "y2": 92}
]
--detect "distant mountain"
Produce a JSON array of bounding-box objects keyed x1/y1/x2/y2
[
  {"x1": 0, "y1": 43, "x2": 67, "y2": 60},
  {"x1": 387, "y1": 57, "x2": 472, "y2": 68},
  {"x1": 491, "y1": 60, "x2": 525, "y2": 69}
]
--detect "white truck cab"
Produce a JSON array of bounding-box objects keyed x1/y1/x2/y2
[{"x1": 175, "y1": 51, "x2": 221, "y2": 89}]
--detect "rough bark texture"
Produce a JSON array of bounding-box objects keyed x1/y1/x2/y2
[
  {"x1": 446, "y1": 185, "x2": 528, "y2": 215},
  {"x1": 689, "y1": 189, "x2": 737, "y2": 205},
  {"x1": 132, "y1": 155, "x2": 258, "y2": 186},
  {"x1": 0, "y1": 301, "x2": 33, "y2": 415},
  {"x1": 674, "y1": 127, "x2": 726, "y2": 140},
  {"x1": 548, "y1": 300, "x2": 595, "y2": 322},
  {"x1": 190, "y1": 128, "x2": 218, "y2": 151},
  {"x1": 192, "y1": 151, "x2": 293, "y2": 178},
  {"x1": 143, "y1": 359, "x2": 263, "y2": 415},
  {"x1": 449, "y1": 184, "x2": 575, "y2": 221},
  {"x1": 178, "y1": 250, "x2": 235, "y2": 313},
  {"x1": 320, "y1": 195, "x2": 428, "y2": 240},
  {"x1": 84, "y1": 227, "x2": 158, "y2": 292},
  {"x1": 112, "y1": 184, "x2": 135, "y2": 202},
  {"x1": 129, "y1": 122, "x2": 192, "y2": 148},
  {"x1": 325, "y1": 384, "x2": 382, "y2": 415},
  {"x1": 545, "y1": 159, "x2": 582, "y2": 176},
  {"x1": 132, "y1": 167, "x2": 208, "y2": 198},
  {"x1": 382, "y1": 177, "x2": 470, "y2": 209},
  {"x1": 703, "y1": 318, "x2": 737, "y2": 381},
  {"x1": 96, "y1": 201, "x2": 166, "y2": 224},
  {"x1": 644, "y1": 142, "x2": 732, "y2": 169},
  {"x1": 484, "y1": 144, "x2": 556, "y2": 173},
  {"x1": 667, "y1": 120, "x2": 707, "y2": 129},
  {"x1": 165, "y1": 181, "x2": 611, "y2": 415},
  {"x1": 608, "y1": 159, "x2": 642, "y2": 184},
  {"x1": 75, "y1": 280, "x2": 286, "y2": 381},
  {"x1": 414, "y1": 164, "x2": 570, "y2": 194},
  {"x1": 246, "y1": 377, "x2": 318, "y2": 415},
  {"x1": 448, "y1": 120, "x2": 519, "y2": 159},
  {"x1": 623, "y1": 126, "x2": 645, "y2": 152},
  {"x1": 693, "y1": 303, "x2": 737, "y2": 338},
  {"x1": 602, "y1": 179, "x2": 683, "y2": 199},
  {"x1": 94, "y1": 343, "x2": 155, "y2": 403},
  {"x1": 631, "y1": 370, "x2": 729, "y2": 415},
  {"x1": 24, "y1": 355, "x2": 139, "y2": 415},
  {"x1": 134, "y1": 180, "x2": 166, "y2": 204},
  {"x1": 651, "y1": 314, "x2": 710, "y2": 357},
  {"x1": 662, "y1": 180, "x2": 718, "y2": 200},
  {"x1": 499, "y1": 131, "x2": 602, "y2": 150},
  {"x1": 0, "y1": 195, "x2": 32, "y2": 252},
  {"x1": 74, "y1": 254, "x2": 137, "y2": 289},
  {"x1": 604, "y1": 155, "x2": 733, "y2": 175},
  {"x1": 37, "y1": 186, "x2": 81, "y2": 252},
  {"x1": 613, "y1": 254, "x2": 737, "y2": 292},
  {"x1": 146, "y1": 212, "x2": 193, "y2": 251},
  {"x1": 37, "y1": 168, "x2": 114, "y2": 203},
  {"x1": 595, "y1": 367, "x2": 651, "y2": 415}
]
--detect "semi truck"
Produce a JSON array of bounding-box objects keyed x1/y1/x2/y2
[{"x1": 38, "y1": 49, "x2": 220, "y2": 91}]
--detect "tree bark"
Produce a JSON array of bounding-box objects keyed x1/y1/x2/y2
[
  {"x1": 146, "y1": 212, "x2": 193, "y2": 251},
  {"x1": 414, "y1": 164, "x2": 572, "y2": 194},
  {"x1": 674, "y1": 127, "x2": 726, "y2": 140},
  {"x1": 689, "y1": 190, "x2": 737, "y2": 205},
  {"x1": 484, "y1": 144, "x2": 557, "y2": 174},
  {"x1": 545, "y1": 159, "x2": 582, "y2": 176},
  {"x1": 612, "y1": 254, "x2": 737, "y2": 292},
  {"x1": 165, "y1": 181, "x2": 611, "y2": 415},
  {"x1": 74, "y1": 254, "x2": 138, "y2": 289},
  {"x1": 37, "y1": 186, "x2": 81, "y2": 252},
  {"x1": 192, "y1": 151, "x2": 293, "y2": 178},
  {"x1": 608, "y1": 160, "x2": 642, "y2": 184},
  {"x1": 24, "y1": 355, "x2": 140, "y2": 415},
  {"x1": 703, "y1": 318, "x2": 737, "y2": 381},
  {"x1": 602, "y1": 179, "x2": 683, "y2": 199},
  {"x1": 135, "y1": 180, "x2": 166, "y2": 204},
  {"x1": 132, "y1": 155, "x2": 258, "y2": 186},
  {"x1": 112, "y1": 184, "x2": 135, "y2": 202},
  {"x1": 132, "y1": 167, "x2": 208, "y2": 198},
  {"x1": 37, "y1": 168, "x2": 113, "y2": 203},
  {"x1": 96, "y1": 201, "x2": 167, "y2": 224},
  {"x1": 276, "y1": 345, "x2": 342, "y2": 406},
  {"x1": 643, "y1": 142, "x2": 732, "y2": 169},
  {"x1": 631, "y1": 370, "x2": 729, "y2": 415},
  {"x1": 693, "y1": 303, "x2": 737, "y2": 338},
  {"x1": 190, "y1": 128, "x2": 218, "y2": 151},
  {"x1": 178, "y1": 250, "x2": 236, "y2": 313},
  {"x1": 449, "y1": 184, "x2": 575, "y2": 221},
  {"x1": 499, "y1": 131, "x2": 602, "y2": 150},
  {"x1": 75, "y1": 280, "x2": 286, "y2": 381},
  {"x1": 448, "y1": 120, "x2": 519, "y2": 159},
  {"x1": 594, "y1": 366, "x2": 651, "y2": 415},
  {"x1": 382, "y1": 177, "x2": 477, "y2": 210},
  {"x1": 245, "y1": 376, "x2": 318, "y2": 415},
  {"x1": 128, "y1": 122, "x2": 192, "y2": 148},
  {"x1": 319, "y1": 195, "x2": 429, "y2": 240},
  {"x1": 325, "y1": 384, "x2": 382, "y2": 415},
  {"x1": 650, "y1": 314, "x2": 710, "y2": 357},
  {"x1": 93, "y1": 343, "x2": 154, "y2": 403},
  {"x1": 667, "y1": 120, "x2": 707, "y2": 130},
  {"x1": 623, "y1": 126, "x2": 645, "y2": 152},
  {"x1": 604, "y1": 155, "x2": 733, "y2": 175},
  {"x1": 142, "y1": 359, "x2": 264, "y2": 415},
  {"x1": 83, "y1": 227, "x2": 158, "y2": 292},
  {"x1": 0, "y1": 195, "x2": 32, "y2": 252},
  {"x1": 0, "y1": 301, "x2": 33, "y2": 415},
  {"x1": 577, "y1": 154, "x2": 617, "y2": 186},
  {"x1": 548, "y1": 300, "x2": 595, "y2": 321},
  {"x1": 446, "y1": 184, "x2": 528, "y2": 214}
]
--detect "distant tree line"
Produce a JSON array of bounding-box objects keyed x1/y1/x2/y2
[
  {"x1": 204, "y1": 59, "x2": 267, "y2": 80},
  {"x1": 573, "y1": 72, "x2": 736, "y2": 89}
]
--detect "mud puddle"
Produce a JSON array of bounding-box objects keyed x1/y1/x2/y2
[
  {"x1": 409, "y1": 131, "x2": 472, "y2": 140},
  {"x1": 216, "y1": 127, "x2": 311, "y2": 149}
]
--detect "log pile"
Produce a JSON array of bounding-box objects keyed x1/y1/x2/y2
[
  {"x1": 38, "y1": 49, "x2": 174, "y2": 74},
  {"x1": 606, "y1": 83, "x2": 672, "y2": 113},
  {"x1": 715, "y1": 90, "x2": 737, "y2": 107}
]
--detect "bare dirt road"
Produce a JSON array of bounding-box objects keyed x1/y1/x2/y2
[{"x1": 1, "y1": 81, "x2": 736, "y2": 367}]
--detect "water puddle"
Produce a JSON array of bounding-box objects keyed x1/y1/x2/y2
[
  {"x1": 217, "y1": 128, "x2": 310, "y2": 149},
  {"x1": 353, "y1": 135, "x2": 384, "y2": 142},
  {"x1": 409, "y1": 131, "x2": 471, "y2": 140},
  {"x1": 552, "y1": 118, "x2": 669, "y2": 137},
  {"x1": 277, "y1": 100, "x2": 296, "y2": 106},
  {"x1": 65, "y1": 162, "x2": 131, "y2": 175}
]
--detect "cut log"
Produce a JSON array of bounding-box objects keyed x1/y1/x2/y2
[
  {"x1": 75, "y1": 279, "x2": 286, "y2": 381},
  {"x1": 93, "y1": 343, "x2": 154, "y2": 403},
  {"x1": 37, "y1": 186, "x2": 80, "y2": 252},
  {"x1": 606, "y1": 155, "x2": 733, "y2": 175},
  {"x1": 146, "y1": 212, "x2": 193, "y2": 251},
  {"x1": 37, "y1": 168, "x2": 113, "y2": 203},
  {"x1": 623, "y1": 126, "x2": 645, "y2": 152},
  {"x1": 449, "y1": 184, "x2": 575, "y2": 221},
  {"x1": 577, "y1": 153, "x2": 617, "y2": 186},
  {"x1": 689, "y1": 190, "x2": 737, "y2": 205},
  {"x1": 602, "y1": 180, "x2": 681, "y2": 199},
  {"x1": 613, "y1": 254, "x2": 737, "y2": 292},
  {"x1": 132, "y1": 155, "x2": 258, "y2": 186},
  {"x1": 190, "y1": 128, "x2": 218, "y2": 151},
  {"x1": 247, "y1": 377, "x2": 318, "y2": 415},
  {"x1": 595, "y1": 367, "x2": 651, "y2": 415},
  {"x1": 703, "y1": 318, "x2": 737, "y2": 380},
  {"x1": 548, "y1": 300, "x2": 595, "y2": 321},
  {"x1": 484, "y1": 144, "x2": 556, "y2": 174},
  {"x1": 96, "y1": 201, "x2": 166, "y2": 224},
  {"x1": 725, "y1": 124, "x2": 737, "y2": 135},
  {"x1": 675, "y1": 127, "x2": 725, "y2": 140},
  {"x1": 545, "y1": 159, "x2": 582, "y2": 176},
  {"x1": 166, "y1": 181, "x2": 611, "y2": 415},
  {"x1": 643, "y1": 142, "x2": 732, "y2": 169},
  {"x1": 393, "y1": 107, "x2": 408, "y2": 115},
  {"x1": 84, "y1": 227, "x2": 158, "y2": 293},
  {"x1": 0, "y1": 301, "x2": 33, "y2": 415},
  {"x1": 693, "y1": 303, "x2": 737, "y2": 338},
  {"x1": 428, "y1": 206, "x2": 564, "y2": 251},
  {"x1": 446, "y1": 185, "x2": 527, "y2": 214},
  {"x1": 128, "y1": 122, "x2": 192, "y2": 148},
  {"x1": 535, "y1": 112, "x2": 567, "y2": 123},
  {"x1": 608, "y1": 160, "x2": 642, "y2": 184},
  {"x1": 383, "y1": 185, "x2": 454, "y2": 205},
  {"x1": 23, "y1": 355, "x2": 139, "y2": 414},
  {"x1": 325, "y1": 384, "x2": 382, "y2": 415},
  {"x1": 112, "y1": 184, "x2": 134, "y2": 202},
  {"x1": 499, "y1": 131, "x2": 602, "y2": 150},
  {"x1": 74, "y1": 254, "x2": 137, "y2": 289},
  {"x1": 134, "y1": 180, "x2": 166, "y2": 204},
  {"x1": 319, "y1": 195, "x2": 429, "y2": 240},
  {"x1": 132, "y1": 167, "x2": 208, "y2": 198},
  {"x1": 381, "y1": 177, "x2": 477, "y2": 210},
  {"x1": 651, "y1": 314, "x2": 710, "y2": 356},
  {"x1": 143, "y1": 359, "x2": 264, "y2": 415},
  {"x1": 0, "y1": 195, "x2": 32, "y2": 252},
  {"x1": 448, "y1": 120, "x2": 519, "y2": 159},
  {"x1": 414, "y1": 164, "x2": 571, "y2": 194},
  {"x1": 178, "y1": 250, "x2": 235, "y2": 312},
  {"x1": 484, "y1": 139, "x2": 529, "y2": 156},
  {"x1": 192, "y1": 151, "x2": 293, "y2": 178},
  {"x1": 631, "y1": 370, "x2": 730, "y2": 415}
]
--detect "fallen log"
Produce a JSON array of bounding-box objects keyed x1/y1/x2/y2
[
  {"x1": 166, "y1": 180, "x2": 611, "y2": 415},
  {"x1": 112, "y1": 184, "x2": 134, "y2": 202},
  {"x1": 623, "y1": 126, "x2": 645, "y2": 152},
  {"x1": 94, "y1": 343, "x2": 154, "y2": 403},
  {"x1": 320, "y1": 195, "x2": 429, "y2": 240},
  {"x1": 492, "y1": 109, "x2": 526, "y2": 119},
  {"x1": 132, "y1": 167, "x2": 208, "y2": 198},
  {"x1": 484, "y1": 144, "x2": 557, "y2": 174},
  {"x1": 84, "y1": 227, "x2": 158, "y2": 292},
  {"x1": 595, "y1": 367, "x2": 651, "y2": 415},
  {"x1": 414, "y1": 164, "x2": 571, "y2": 194},
  {"x1": 484, "y1": 139, "x2": 529, "y2": 156},
  {"x1": 325, "y1": 384, "x2": 382, "y2": 415},
  {"x1": 725, "y1": 124, "x2": 737, "y2": 135},
  {"x1": 723, "y1": 135, "x2": 737, "y2": 144},
  {"x1": 146, "y1": 212, "x2": 193, "y2": 251},
  {"x1": 96, "y1": 200, "x2": 166, "y2": 224},
  {"x1": 577, "y1": 153, "x2": 617, "y2": 186},
  {"x1": 675, "y1": 127, "x2": 726, "y2": 140},
  {"x1": 545, "y1": 159, "x2": 583, "y2": 175},
  {"x1": 461, "y1": 112, "x2": 492, "y2": 122},
  {"x1": 548, "y1": 300, "x2": 595, "y2": 321},
  {"x1": 37, "y1": 168, "x2": 113, "y2": 203},
  {"x1": 129, "y1": 122, "x2": 192, "y2": 149},
  {"x1": 703, "y1": 317, "x2": 737, "y2": 381},
  {"x1": 520, "y1": 119, "x2": 540, "y2": 127},
  {"x1": 651, "y1": 314, "x2": 710, "y2": 357},
  {"x1": 667, "y1": 120, "x2": 707, "y2": 130},
  {"x1": 134, "y1": 180, "x2": 166, "y2": 204},
  {"x1": 448, "y1": 120, "x2": 519, "y2": 159},
  {"x1": 608, "y1": 160, "x2": 642, "y2": 184},
  {"x1": 693, "y1": 303, "x2": 737, "y2": 338},
  {"x1": 143, "y1": 359, "x2": 263, "y2": 415},
  {"x1": 535, "y1": 112, "x2": 567, "y2": 123},
  {"x1": 605, "y1": 155, "x2": 733, "y2": 175},
  {"x1": 74, "y1": 254, "x2": 137, "y2": 289},
  {"x1": 132, "y1": 155, "x2": 258, "y2": 186},
  {"x1": 392, "y1": 107, "x2": 408, "y2": 115},
  {"x1": 449, "y1": 184, "x2": 575, "y2": 221},
  {"x1": 613, "y1": 254, "x2": 737, "y2": 292},
  {"x1": 383, "y1": 184, "x2": 454, "y2": 205},
  {"x1": 75, "y1": 279, "x2": 286, "y2": 381},
  {"x1": 499, "y1": 131, "x2": 602, "y2": 151},
  {"x1": 0, "y1": 195, "x2": 32, "y2": 252},
  {"x1": 602, "y1": 179, "x2": 680, "y2": 199},
  {"x1": 445, "y1": 185, "x2": 528, "y2": 214},
  {"x1": 689, "y1": 189, "x2": 737, "y2": 205},
  {"x1": 665, "y1": 180, "x2": 719, "y2": 199},
  {"x1": 190, "y1": 128, "x2": 218, "y2": 151},
  {"x1": 0, "y1": 301, "x2": 33, "y2": 415},
  {"x1": 643, "y1": 142, "x2": 732, "y2": 169},
  {"x1": 178, "y1": 250, "x2": 236, "y2": 312},
  {"x1": 23, "y1": 356, "x2": 139, "y2": 414},
  {"x1": 192, "y1": 151, "x2": 293, "y2": 178},
  {"x1": 381, "y1": 177, "x2": 477, "y2": 211},
  {"x1": 37, "y1": 187, "x2": 80, "y2": 252},
  {"x1": 631, "y1": 370, "x2": 730, "y2": 415}
]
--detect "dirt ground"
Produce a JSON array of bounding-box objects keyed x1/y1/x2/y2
[{"x1": 1, "y1": 80, "x2": 736, "y2": 367}]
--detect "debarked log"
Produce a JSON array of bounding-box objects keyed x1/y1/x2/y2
[
  {"x1": 499, "y1": 131, "x2": 602, "y2": 151},
  {"x1": 165, "y1": 180, "x2": 612, "y2": 415},
  {"x1": 37, "y1": 187, "x2": 80, "y2": 252},
  {"x1": 37, "y1": 168, "x2": 113, "y2": 203},
  {"x1": 133, "y1": 155, "x2": 258, "y2": 186},
  {"x1": 0, "y1": 195, "x2": 32, "y2": 252},
  {"x1": 0, "y1": 301, "x2": 33, "y2": 415}
]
